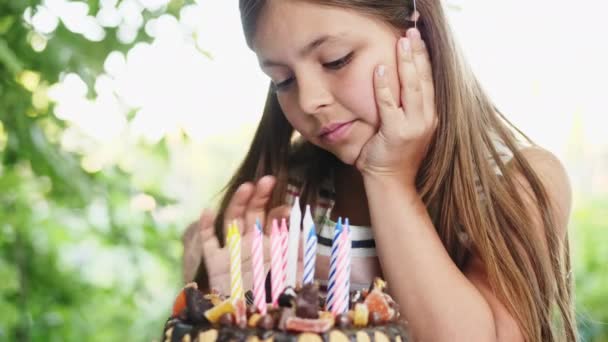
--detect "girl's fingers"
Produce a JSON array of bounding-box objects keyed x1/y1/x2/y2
[
  {"x1": 199, "y1": 210, "x2": 221, "y2": 254},
  {"x1": 199, "y1": 208, "x2": 217, "y2": 241},
  {"x1": 244, "y1": 175, "x2": 277, "y2": 234},
  {"x1": 263, "y1": 204, "x2": 291, "y2": 235},
  {"x1": 201, "y1": 232, "x2": 221, "y2": 256},
  {"x1": 398, "y1": 36, "x2": 424, "y2": 120},
  {"x1": 224, "y1": 182, "x2": 255, "y2": 236},
  {"x1": 373, "y1": 64, "x2": 400, "y2": 129},
  {"x1": 407, "y1": 28, "x2": 436, "y2": 123},
  {"x1": 239, "y1": 234, "x2": 255, "y2": 269},
  {"x1": 194, "y1": 208, "x2": 220, "y2": 256}
]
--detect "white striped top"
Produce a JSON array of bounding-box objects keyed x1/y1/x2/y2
[{"x1": 285, "y1": 134, "x2": 527, "y2": 290}]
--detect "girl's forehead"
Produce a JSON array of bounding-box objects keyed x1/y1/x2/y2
[{"x1": 252, "y1": 2, "x2": 385, "y2": 55}]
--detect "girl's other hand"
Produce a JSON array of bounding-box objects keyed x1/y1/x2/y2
[
  {"x1": 185, "y1": 176, "x2": 292, "y2": 295},
  {"x1": 356, "y1": 28, "x2": 438, "y2": 187}
]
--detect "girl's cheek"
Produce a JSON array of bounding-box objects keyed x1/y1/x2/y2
[{"x1": 338, "y1": 67, "x2": 382, "y2": 127}]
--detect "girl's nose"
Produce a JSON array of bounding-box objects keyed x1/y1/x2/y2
[{"x1": 297, "y1": 75, "x2": 333, "y2": 114}]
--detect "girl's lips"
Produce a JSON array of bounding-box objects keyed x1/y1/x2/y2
[{"x1": 319, "y1": 120, "x2": 355, "y2": 144}]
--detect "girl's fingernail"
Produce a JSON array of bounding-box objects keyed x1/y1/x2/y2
[
  {"x1": 400, "y1": 38, "x2": 410, "y2": 52},
  {"x1": 408, "y1": 28, "x2": 420, "y2": 40},
  {"x1": 376, "y1": 65, "x2": 385, "y2": 77}
]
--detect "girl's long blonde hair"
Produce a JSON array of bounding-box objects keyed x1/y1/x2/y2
[{"x1": 207, "y1": 1, "x2": 578, "y2": 340}]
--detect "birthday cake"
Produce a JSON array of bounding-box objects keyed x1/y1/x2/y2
[{"x1": 162, "y1": 278, "x2": 408, "y2": 342}]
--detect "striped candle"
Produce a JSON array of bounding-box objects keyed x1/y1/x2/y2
[
  {"x1": 343, "y1": 219, "x2": 351, "y2": 312},
  {"x1": 325, "y1": 217, "x2": 342, "y2": 312},
  {"x1": 228, "y1": 221, "x2": 244, "y2": 302},
  {"x1": 270, "y1": 219, "x2": 284, "y2": 307},
  {"x1": 280, "y1": 218, "x2": 289, "y2": 286},
  {"x1": 286, "y1": 197, "x2": 301, "y2": 288},
  {"x1": 344, "y1": 218, "x2": 352, "y2": 309},
  {"x1": 251, "y1": 221, "x2": 267, "y2": 315},
  {"x1": 331, "y1": 227, "x2": 349, "y2": 315},
  {"x1": 302, "y1": 205, "x2": 314, "y2": 252},
  {"x1": 302, "y1": 205, "x2": 317, "y2": 284},
  {"x1": 303, "y1": 218, "x2": 317, "y2": 285}
]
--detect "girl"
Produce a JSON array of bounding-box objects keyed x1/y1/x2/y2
[{"x1": 182, "y1": 1, "x2": 576, "y2": 341}]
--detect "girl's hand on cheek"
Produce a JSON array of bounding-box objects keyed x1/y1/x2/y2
[{"x1": 356, "y1": 28, "x2": 438, "y2": 187}]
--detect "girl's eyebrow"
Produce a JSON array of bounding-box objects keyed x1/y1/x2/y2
[{"x1": 261, "y1": 32, "x2": 349, "y2": 68}]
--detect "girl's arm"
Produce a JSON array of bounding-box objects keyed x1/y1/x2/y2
[
  {"x1": 182, "y1": 220, "x2": 202, "y2": 283},
  {"x1": 363, "y1": 147, "x2": 571, "y2": 342}
]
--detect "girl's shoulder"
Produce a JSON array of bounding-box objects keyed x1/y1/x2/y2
[
  {"x1": 487, "y1": 130, "x2": 532, "y2": 174},
  {"x1": 487, "y1": 127, "x2": 571, "y2": 235},
  {"x1": 506, "y1": 145, "x2": 572, "y2": 238}
]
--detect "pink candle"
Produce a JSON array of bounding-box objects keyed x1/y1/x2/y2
[
  {"x1": 251, "y1": 222, "x2": 267, "y2": 314},
  {"x1": 331, "y1": 226, "x2": 349, "y2": 315},
  {"x1": 270, "y1": 219, "x2": 284, "y2": 307},
  {"x1": 280, "y1": 218, "x2": 289, "y2": 286},
  {"x1": 344, "y1": 219, "x2": 351, "y2": 311}
]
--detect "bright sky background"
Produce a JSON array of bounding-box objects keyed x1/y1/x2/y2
[
  {"x1": 27, "y1": 0, "x2": 608, "y2": 209},
  {"x1": 40, "y1": 0, "x2": 607, "y2": 150}
]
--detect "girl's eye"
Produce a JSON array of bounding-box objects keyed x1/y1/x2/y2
[
  {"x1": 323, "y1": 52, "x2": 354, "y2": 70},
  {"x1": 271, "y1": 77, "x2": 295, "y2": 92},
  {"x1": 270, "y1": 52, "x2": 354, "y2": 93}
]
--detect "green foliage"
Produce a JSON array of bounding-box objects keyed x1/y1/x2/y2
[
  {"x1": 573, "y1": 197, "x2": 608, "y2": 342},
  {"x1": 0, "y1": 0, "x2": 194, "y2": 341},
  {"x1": 0, "y1": 1, "x2": 606, "y2": 342}
]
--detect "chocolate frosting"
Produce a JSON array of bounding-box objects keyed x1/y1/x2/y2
[
  {"x1": 162, "y1": 319, "x2": 410, "y2": 342},
  {"x1": 165, "y1": 278, "x2": 409, "y2": 341}
]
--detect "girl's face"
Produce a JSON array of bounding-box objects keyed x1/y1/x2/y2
[{"x1": 253, "y1": 1, "x2": 402, "y2": 165}]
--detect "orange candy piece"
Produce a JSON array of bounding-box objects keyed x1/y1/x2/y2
[
  {"x1": 285, "y1": 317, "x2": 334, "y2": 333},
  {"x1": 364, "y1": 289, "x2": 394, "y2": 322},
  {"x1": 172, "y1": 283, "x2": 198, "y2": 317},
  {"x1": 172, "y1": 289, "x2": 187, "y2": 317}
]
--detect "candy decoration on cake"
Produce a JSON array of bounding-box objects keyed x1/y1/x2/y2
[
  {"x1": 270, "y1": 219, "x2": 284, "y2": 307},
  {"x1": 164, "y1": 277, "x2": 406, "y2": 341},
  {"x1": 287, "y1": 196, "x2": 301, "y2": 287},
  {"x1": 326, "y1": 217, "x2": 343, "y2": 312},
  {"x1": 280, "y1": 218, "x2": 289, "y2": 286},
  {"x1": 251, "y1": 220, "x2": 266, "y2": 315},
  {"x1": 303, "y1": 210, "x2": 317, "y2": 285},
  {"x1": 227, "y1": 221, "x2": 244, "y2": 303}
]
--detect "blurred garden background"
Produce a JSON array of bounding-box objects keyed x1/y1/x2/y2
[{"x1": 0, "y1": 0, "x2": 606, "y2": 341}]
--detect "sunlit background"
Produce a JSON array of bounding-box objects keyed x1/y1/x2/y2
[{"x1": 1, "y1": 0, "x2": 606, "y2": 341}]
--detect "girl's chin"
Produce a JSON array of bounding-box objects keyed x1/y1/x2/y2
[{"x1": 331, "y1": 144, "x2": 364, "y2": 166}]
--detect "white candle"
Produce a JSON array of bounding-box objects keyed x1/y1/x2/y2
[
  {"x1": 302, "y1": 205, "x2": 316, "y2": 285},
  {"x1": 286, "y1": 196, "x2": 301, "y2": 287},
  {"x1": 302, "y1": 205, "x2": 314, "y2": 258}
]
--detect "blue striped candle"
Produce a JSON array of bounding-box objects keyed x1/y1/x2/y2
[
  {"x1": 343, "y1": 218, "x2": 351, "y2": 309},
  {"x1": 325, "y1": 217, "x2": 342, "y2": 311},
  {"x1": 303, "y1": 220, "x2": 317, "y2": 285},
  {"x1": 302, "y1": 205, "x2": 314, "y2": 256}
]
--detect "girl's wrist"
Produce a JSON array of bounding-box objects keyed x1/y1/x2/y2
[{"x1": 362, "y1": 171, "x2": 419, "y2": 198}]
